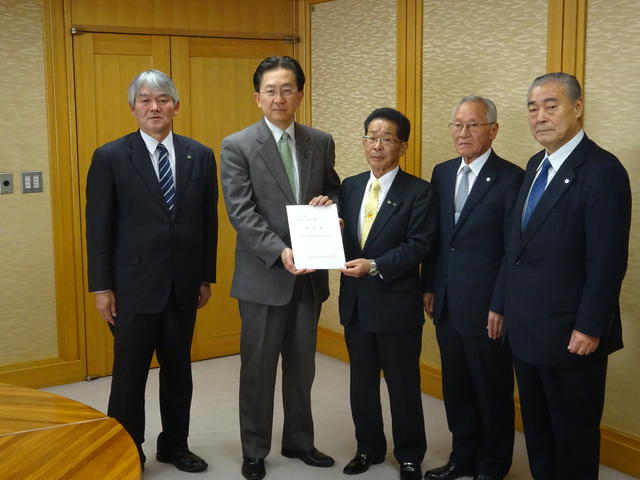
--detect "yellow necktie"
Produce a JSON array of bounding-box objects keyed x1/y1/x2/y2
[{"x1": 360, "y1": 179, "x2": 381, "y2": 247}]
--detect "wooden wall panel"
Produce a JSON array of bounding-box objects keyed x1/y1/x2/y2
[{"x1": 70, "y1": 0, "x2": 296, "y2": 36}]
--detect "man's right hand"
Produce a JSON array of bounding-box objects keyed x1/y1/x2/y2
[
  {"x1": 281, "y1": 247, "x2": 313, "y2": 276},
  {"x1": 95, "y1": 291, "x2": 116, "y2": 325}
]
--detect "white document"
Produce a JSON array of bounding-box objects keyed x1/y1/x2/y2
[{"x1": 286, "y1": 204, "x2": 346, "y2": 269}]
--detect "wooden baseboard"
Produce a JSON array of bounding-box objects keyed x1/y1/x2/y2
[
  {"x1": 316, "y1": 326, "x2": 640, "y2": 478},
  {"x1": 0, "y1": 358, "x2": 84, "y2": 388}
]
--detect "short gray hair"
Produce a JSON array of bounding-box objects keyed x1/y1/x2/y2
[
  {"x1": 128, "y1": 70, "x2": 179, "y2": 107},
  {"x1": 528, "y1": 72, "x2": 582, "y2": 103},
  {"x1": 452, "y1": 95, "x2": 498, "y2": 123}
]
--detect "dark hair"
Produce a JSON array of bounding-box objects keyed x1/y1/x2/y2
[
  {"x1": 253, "y1": 56, "x2": 305, "y2": 92},
  {"x1": 364, "y1": 108, "x2": 411, "y2": 141},
  {"x1": 528, "y1": 72, "x2": 582, "y2": 103}
]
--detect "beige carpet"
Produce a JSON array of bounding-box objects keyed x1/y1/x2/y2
[{"x1": 44, "y1": 354, "x2": 633, "y2": 480}]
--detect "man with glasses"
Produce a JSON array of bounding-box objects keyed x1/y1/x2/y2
[
  {"x1": 422, "y1": 96, "x2": 523, "y2": 480},
  {"x1": 338, "y1": 108, "x2": 436, "y2": 480},
  {"x1": 220, "y1": 56, "x2": 340, "y2": 480},
  {"x1": 498, "y1": 73, "x2": 630, "y2": 480}
]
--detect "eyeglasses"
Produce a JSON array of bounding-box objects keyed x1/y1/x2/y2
[
  {"x1": 362, "y1": 136, "x2": 405, "y2": 147},
  {"x1": 448, "y1": 122, "x2": 495, "y2": 133},
  {"x1": 259, "y1": 88, "x2": 298, "y2": 98}
]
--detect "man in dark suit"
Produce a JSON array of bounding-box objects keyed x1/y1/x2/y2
[
  {"x1": 495, "y1": 73, "x2": 631, "y2": 480},
  {"x1": 85, "y1": 70, "x2": 217, "y2": 472},
  {"x1": 338, "y1": 108, "x2": 436, "y2": 480},
  {"x1": 220, "y1": 56, "x2": 340, "y2": 480},
  {"x1": 423, "y1": 96, "x2": 523, "y2": 480}
]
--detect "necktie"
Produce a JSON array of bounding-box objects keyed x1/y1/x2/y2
[
  {"x1": 454, "y1": 165, "x2": 471, "y2": 223},
  {"x1": 157, "y1": 143, "x2": 176, "y2": 212},
  {"x1": 522, "y1": 157, "x2": 551, "y2": 230},
  {"x1": 278, "y1": 132, "x2": 297, "y2": 198},
  {"x1": 360, "y1": 179, "x2": 381, "y2": 248}
]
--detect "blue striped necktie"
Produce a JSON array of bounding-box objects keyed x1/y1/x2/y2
[
  {"x1": 156, "y1": 143, "x2": 176, "y2": 212},
  {"x1": 522, "y1": 157, "x2": 551, "y2": 230}
]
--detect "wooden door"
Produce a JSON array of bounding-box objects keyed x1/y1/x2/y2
[
  {"x1": 74, "y1": 32, "x2": 293, "y2": 376},
  {"x1": 74, "y1": 33, "x2": 171, "y2": 377},
  {"x1": 170, "y1": 37, "x2": 293, "y2": 360}
]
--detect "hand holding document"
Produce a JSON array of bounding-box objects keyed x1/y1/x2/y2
[{"x1": 286, "y1": 204, "x2": 345, "y2": 269}]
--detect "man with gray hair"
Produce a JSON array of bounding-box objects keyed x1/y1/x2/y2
[
  {"x1": 86, "y1": 69, "x2": 218, "y2": 473},
  {"x1": 496, "y1": 72, "x2": 631, "y2": 479},
  {"x1": 423, "y1": 96, "x2": 523, "y2": 480}
]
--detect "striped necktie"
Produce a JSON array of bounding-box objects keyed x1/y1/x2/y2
[{"x1": 156, "y1": 143, "x2": 176, "y2": 212}]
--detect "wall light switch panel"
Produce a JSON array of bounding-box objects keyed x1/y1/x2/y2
[
  {"x1": 0, "y1": 173, "x2": 13, "y2": 194},
  {"x1": 22, "y1": 171, "x2": 43, "y2": 193}
]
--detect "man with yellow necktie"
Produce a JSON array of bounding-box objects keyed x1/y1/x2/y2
[{"x1": 338, "y1": 108, "x2": 437, "y2": 480}]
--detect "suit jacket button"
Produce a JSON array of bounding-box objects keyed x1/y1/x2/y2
[{"x1": 515, "y1": 258, "x2": 521, "y2": 265}]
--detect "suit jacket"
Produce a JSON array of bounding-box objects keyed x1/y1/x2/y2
[
  {"x1": 497, "y1": 135, "x2": 631, "y2": 366},
  {"x1": 220, "y1": 118, "x2": 341, "y2": 306},
  {"x1": 423, "y1": 151, "x2": 524, "y2": 336},
  {"x1": 86, "y1": 131, "x2": 218, "y2": 314},
  {"x1": 339, "y1": 169, "x2": 437, "y2": 332}
]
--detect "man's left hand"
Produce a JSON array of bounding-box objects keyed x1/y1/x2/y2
[
  {"x1": 567, "y1": 329, "x2": 600, "y2": 355},
  {"x1": 308, "y1": 195, "x2": 333, "y2": 206},
  {"x1": 197, "y1": 283, "x2": 212, "y2": 309},
  {"x1": 487, "y1": 310, "x2": 504, "y2": 340},
  {"x1": 339, "y1": 258, "x2": 371, "y2": 278}
]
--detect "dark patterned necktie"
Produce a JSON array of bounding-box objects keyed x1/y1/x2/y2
[
  {"x1": 522, "y1": 157, "x2": 551, "y2": 230},
  {"x1": 157, "y1": 143, "x2": 175, "y2": 212}
]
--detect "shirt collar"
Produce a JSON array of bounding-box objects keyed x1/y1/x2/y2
[
  {"x1": 264, "y1": 117, "x2": 295, "y2": 143},
  {"x1": 369, "y1": 166, "x2": 399, "y2": 190},
  {"x1": 458, "y1": 148, "x2": 491, "y2": 176},
  {"x1": 139, "y1": 129, "x2": 174, "y2": 155},
  {"x1": 543, "y1": 129, "x2": 584, "y2": 172}
]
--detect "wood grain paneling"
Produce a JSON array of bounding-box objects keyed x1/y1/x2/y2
[{"x1": 70, "y1": 0, "x2": 296, "y2": 35}]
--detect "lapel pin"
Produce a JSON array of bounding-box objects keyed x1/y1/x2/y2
[
  {"x1": 564, "y1": 178, "x2": 570, "y2": 184},
  {"x1": 187, "y1": 155, "x2": 192, "y2": 159},
  {"x1": 486, "y1": 177, "x2": 491, "y2": 182}
]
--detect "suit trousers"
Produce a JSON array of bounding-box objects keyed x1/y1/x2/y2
[
  {"x1": 108, "y1": 293, "x2": 196, "y2": 454},
  {"x1": 344, "y1": 317, "x2": 426, "y2": 463},
  {"x1": 436, "y1": 316, "x2": 514, "y2": 477},
  {"x1": 238, "y1": 275, "x2": 321, "y2": 458},
  {"x1": 513, "y1": 355, "x2": 608, "y2": 480}
]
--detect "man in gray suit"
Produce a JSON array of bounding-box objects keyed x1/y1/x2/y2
[{"x1": 220, "y1": 56, "x2": 341, "y2": 480}]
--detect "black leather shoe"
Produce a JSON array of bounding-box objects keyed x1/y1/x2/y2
[
  {"x1": 424, "y1": 461, "x2": 475, "y2": 480},
  {"x1": 343, "y1": 453, "x2": 385, "y2": 475},
  {"x1": 281, "y1": 447, "x2": 335, "y2": 467},
  {"x1": 242, "y1": 457, "x2": 266, "y2": 480},
  {"x1": 156, "y1": 449, "x2": 208, "y2": 472},
  {"x1": 400, "y1": 461, "x2": 422, "y2": 480}
]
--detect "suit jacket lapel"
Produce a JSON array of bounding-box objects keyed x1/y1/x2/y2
[
  {"x1": 520, "y1": 146, "x2": 582, "y2": 245},
  {"x1": 454, "y1": 152, "x2": 501, "y2": 234},
  {"x1": 128, "y1": 132, "x2": 171, "y2": 217},
  {"x1": 440, "y1": 160, "x2": 458, "y2": 234},
  {"x1": 346, "y1": 173, "x2": 368, "y2": 253},
  {"x1": 363, "y1": 170, "x2": 404, "y2": 251},
  {"x1": 256, "y1": 119, "x2": 297, "y2": 204},
  {"x1": 295, "y1": 123, "x2": 312, "y2": 204},
  {"x1": 173, "y1": 134, "x2": 194, "y2": 219}
]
